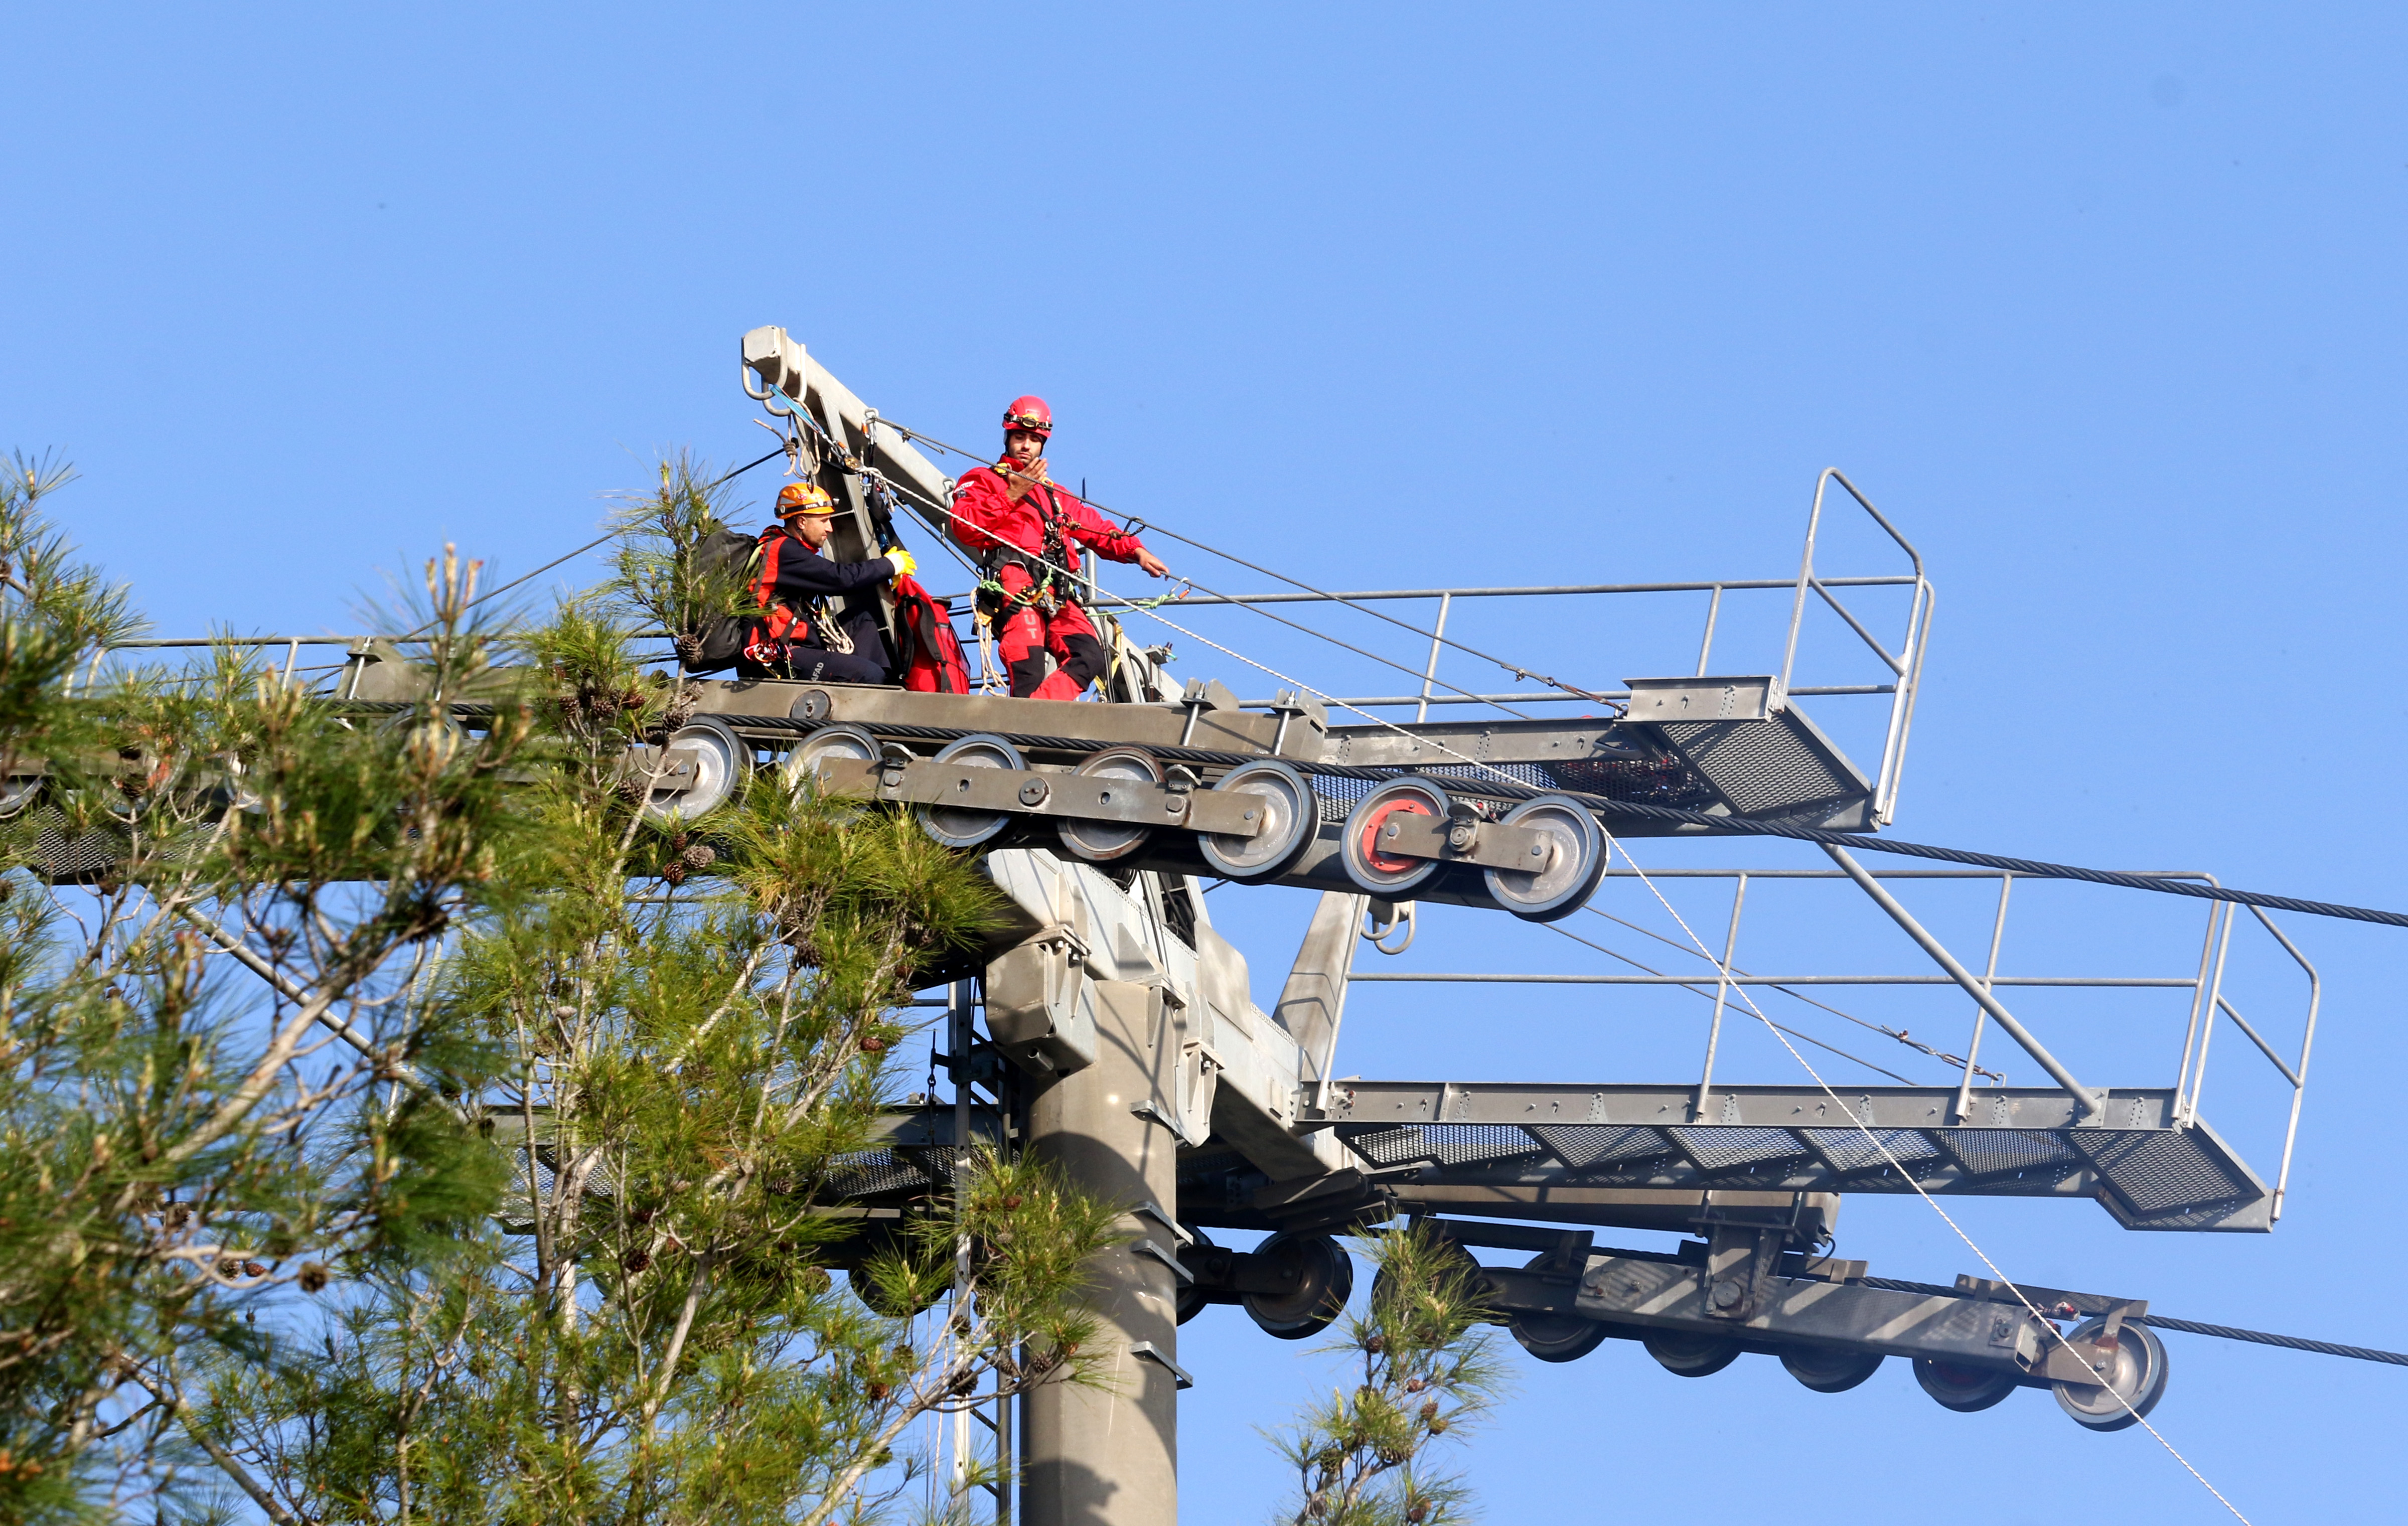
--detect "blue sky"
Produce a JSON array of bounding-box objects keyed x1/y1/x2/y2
[{"x1": 8, "y1": 6, "x2": 2406, "y2": 1521}]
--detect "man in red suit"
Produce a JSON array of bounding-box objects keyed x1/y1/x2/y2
[{"x1": 946, "y1": 396, "x2": 1169, "y2": 700}]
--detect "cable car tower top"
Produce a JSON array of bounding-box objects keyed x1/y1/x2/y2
[{"x1": 161, "y1": 327, "x2": 2336, "y2": 1524}]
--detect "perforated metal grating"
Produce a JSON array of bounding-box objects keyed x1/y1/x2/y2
[
  {"x1": 35, "y1": 815, "x2": 121, "y2": 878},
  {"x1": 1305, "y1": 757, "x2": 1717, "y2": 824},
  {"x1": 1654, "y1": 717, "x2": 1856, "y2": 817},
  {"x1": 1934, "y1": 1129, "x2": 2086, "y2": 1183},
  {"x1": 1330, "y1": 1119, "x2": 2264, "y2": 1221},
  {"x1": 2079, "y1": 1131, "x2": 2256, "y2": 1216},
  {"x1": 1525, "y1": 1123, "x2": 1672, "y2": 1170},
  {"x1": 1808, "y1": 1126, "x2": 1945, "y2": 1174},
  {"x1": 825, "y1": 1149, "x2": 938, "y2": 1199}
]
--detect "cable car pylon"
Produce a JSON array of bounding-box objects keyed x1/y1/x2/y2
[{"x1": 55, "y1": 328, "x2": 2357, "y2": 1525}]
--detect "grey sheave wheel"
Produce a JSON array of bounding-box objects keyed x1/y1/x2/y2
[
  {"x1": 1779, "y1": 1343, "x2": 1885, "y2": 1394},
  {"x1": 1509, "y1": 1254, "x2": 1610, "y2": 1363},
  {"x1": 1913, "y1": 1357, "x2": 2018, "y2": 1413},
  {"x1": 1175, "y1": 1226, "x2": 1219, "y2": 1325},
  {"x1": 1643, "y1": 1328, "x2": 1742, "y2": 1378},
  {"x1": 1195, "y1": 759, "x2": 1318, "y2": 883},
  {"x1": 1337, "y1": 776, "x2": 1452, "y2": 897},
  {"x1": 2052, "y1": 1318, "x2": 2169, "y2": 1432},
  {"x1": 780, "y1": 722, "x2": 881, "y2": 794},
  {"x1": 1243, "y1": 1232, "x2": 1353, "y2": 1340},
  {"x1": 917, "y1": 733, "x2": 1025, "y2": 849},
  {"x1": 1483, "y1": 795, "x2": 1607, "y2": 922},
  {"x1": 640, "y1": 716, "x2": 749, "y2": 823},
  {"x1": 1058, "y1": 747, "x2": 1163, "y2": 863}
]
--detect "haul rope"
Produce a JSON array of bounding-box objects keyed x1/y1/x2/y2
[{"x1": 1861, "y1": 1279, "x2": 2408, "y2": 1368}]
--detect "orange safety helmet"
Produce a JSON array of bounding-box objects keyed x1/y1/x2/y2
[
  {"x1": 1001, "y1": 395, "x2": 1053, "y2": 439},
  {"x1": 776, "y1": 481, "x2": 838, "y2": 517}
]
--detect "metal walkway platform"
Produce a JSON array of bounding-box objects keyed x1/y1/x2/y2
[{"x1": 1302, "y1": 1081, "x2": 2273, "y2": 1232}]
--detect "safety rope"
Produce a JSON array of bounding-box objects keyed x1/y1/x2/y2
[
  {"x1": 874, "y1": 417, "x2": 1620, "y2": 710},
  {"x1": 839, "y1": 430, "x2": 1548, "y2": 719}
]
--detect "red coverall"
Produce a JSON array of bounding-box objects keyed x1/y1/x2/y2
[{"x1": 948, "y1": 464, "x2": 1152, "y2": 700}]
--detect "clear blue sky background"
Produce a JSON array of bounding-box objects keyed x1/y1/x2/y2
[{"x1": 7, "y1": 6, "x2": 2405, "y2": 1521}]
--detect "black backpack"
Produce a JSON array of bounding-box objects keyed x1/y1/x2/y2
[{"x1": 673, "y1": 527, "x2": 764, "y2": 674}]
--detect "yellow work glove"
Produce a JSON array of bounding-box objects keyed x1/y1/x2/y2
[{"x1": 884, "y1": 545, "x2": 918, "y2": 577}]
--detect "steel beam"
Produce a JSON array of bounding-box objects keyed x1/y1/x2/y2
[{"x1": 1822, "y1": 844, "x2": 2104, "y2": 1120}]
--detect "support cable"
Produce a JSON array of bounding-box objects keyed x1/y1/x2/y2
[
  {"x1": 1544, "y1": 914, "x2": 2000, "y2": 1083},
  {"x1": 875, "y1": 418, "x2": 1620, "y2": 709},
  {"x1": 1537, "y1": 920, "x2": 1920, "y2": 1084},
  {"x1": 793, "y1": 488, "x2": 2261, "y2": 1515},
  {"x1": 1603, "y1": 840, "x2": 2253, "y2": 1522},
  {"x1": 851, "y1": 463, "x2": 1543, "y2": 720},
  {"x1": 1860, "y1": 1280, "x2": 2408, "y2": 1368}
]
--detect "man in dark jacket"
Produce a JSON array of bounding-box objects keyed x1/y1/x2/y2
[{"x1": 738, "y1": 481, "x2": 918, "y2": 684}]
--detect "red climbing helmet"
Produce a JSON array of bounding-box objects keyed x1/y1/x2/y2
[{"x1": 1001, "y1": 395, "x2": 1053, "y2": 438}]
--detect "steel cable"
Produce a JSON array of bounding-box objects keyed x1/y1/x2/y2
[
  {"x1": 873, "y1": 417, "x2": 1621, "y2": 708},
  {"x1": 1860, "y1": 1279, "x2": 2408, "y2": 1367}
]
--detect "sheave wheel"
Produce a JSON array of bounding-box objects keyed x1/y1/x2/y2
[
  {"x1": 1483, "y1": 795, "x2": 1608, "y2": 922},
  {"x1": 1779, "y1": 1344, "x2": 1885, "y2": 1394},
  {"x1": 640, "y1": 716, "x2": 748, "y2": 823},
  {"x1": 2052, "y1": 1317, "x2": 2169, "y2": 1432},
  {"x1": 1194, "y1": 759, "x2": 1318, "y2": 883},
  {"x1": 1508, "y1": 1254, "x2": 1610, "y2": 1363},
  {"x1": 1175, "y1": 1226, "x2": 1218, "y2": 1326},
  {"x1": 1058, "y1": 747, "x2": 1163, "y2": 863},
  {"x1": 1913, "y1": 1357, "x2": 2018, "y2": 1413},
  {"x1": 1338, "y1": 776, "x2": 1452, "y2": 897},
  {"x1": 780, "y1": 722, "x2": 881, "y2": 794},
  {"x1": 1243, "y1": 1231, "x2": 1353, "y2": 1340},
  {"x1": 1643, "y1": 1328, "x2": 1742, "y2": 1378},
  {"x1": 917, "y1": 733, "x2": 1025, "y2": 849}
]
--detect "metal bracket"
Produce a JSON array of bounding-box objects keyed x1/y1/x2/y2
[
  {"x1": 817, "y1": 756, "x2": 1266, "y2": 837},
  {"x1": 1372, "y1": 810, "x2": 1557, "y2": 872},
  {"x1": 1133, "y1": 1200, "x2": 1193, "y2": 1245},
  {"x1": 1128, "y1": 1340, "x2": 1194, "y2": 1390},
  {"x1": 1700, "y1": 1224, "x2": 1785, "y2": 1322},
  {"x1": 1131, "y1": 1097, "x2": 1204, "y2": 1146},
  {"x1": 1134, "y1": 1238, "x2": 1194, "y2": 1285}
]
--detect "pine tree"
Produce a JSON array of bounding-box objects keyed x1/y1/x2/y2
[
  {"x1": 178, "y1": 460, "x2": 1122, "y2": 1524},
  {"x1": 0, "y1": 454, "x2": 528, "y2": 1523},
  {"x1": 1268, "y1": 1226, "x2": 1513, "y2": 1526}
]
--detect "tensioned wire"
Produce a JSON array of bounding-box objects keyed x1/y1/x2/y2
[
  {"x1": 811, "y1": 432, "x2": 2259, "y2": 1517},
  {"x1": 1613, "y1": 842, "x2": 2255, "y2": 1522},
  {"x1": 1536, "y1": 917, "x2": 1992, "y2": 1087},
  {"x1": 829, "y1": 445, "x2": 1545, "y2": 719},
  {"x1": 769, "y1": 399, "x2": 1549, "y2": 715},
  {"x1": 907, "y1": 481, "x2": 2257, "y2": 1518},
  {"x1": 836, "y1": 433, "x2": 2408, "y2": 931},
  {"x1": 786, "y1": 413, "x2": 2306, "y2": 1509},
  {"x1": 873, "y1": 418, "x2": 1619, "y2": 707}
]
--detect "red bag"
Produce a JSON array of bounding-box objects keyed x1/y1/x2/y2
[{"x1": 892, "y1": 573, "x2": 972, "y2": 694}]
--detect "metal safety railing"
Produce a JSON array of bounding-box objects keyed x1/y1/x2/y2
[
  {"x1": 1349, "y1": 865, "x2": 2319, "y2": 1219},
  {"x1": 1161, "y1": 468, "x2": 1936, "y2": 825}
]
